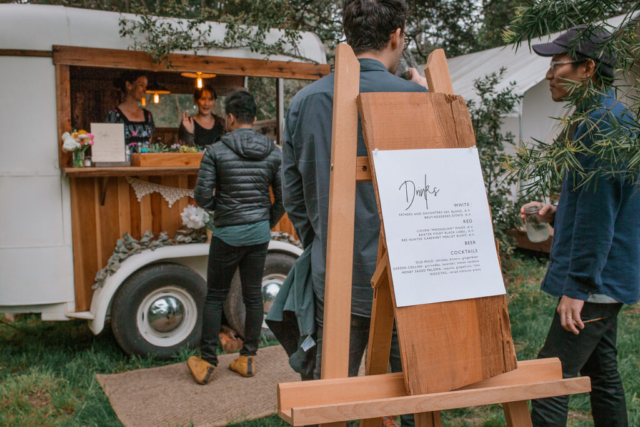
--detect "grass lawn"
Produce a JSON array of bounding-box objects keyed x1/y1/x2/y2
[{"x1": 1, "y1": 252, "x2": 638, "y2": 426}]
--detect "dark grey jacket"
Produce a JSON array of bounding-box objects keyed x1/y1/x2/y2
[
  {"x1": 194, "y1": 128, "x2": 285, "y2": 228},
  {"x1": 282, "y1": 58, "x2": 428, "y2": 317}
]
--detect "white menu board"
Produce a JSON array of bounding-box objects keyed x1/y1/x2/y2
[
  {"x1": 91, "y1": 123, "x2": 126, "y2": 163},
  {"x1": 372, "y1": 147, "x2": 505, "y2": 307}
]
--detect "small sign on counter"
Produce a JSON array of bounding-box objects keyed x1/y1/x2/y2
[
  {"x1": 372, "y1": 147, "x2": 505, "y2": 307},
  {"x1": 90, "y1": 123, "x2": 126, "y2": 164}
]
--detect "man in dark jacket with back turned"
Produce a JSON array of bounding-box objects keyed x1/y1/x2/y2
[
  {"x1": 188, "y1": 90, "x2": 284, "y2": 385},
  {"x1": 282, "y1": 1, "x2": 427, "y2": 425}
]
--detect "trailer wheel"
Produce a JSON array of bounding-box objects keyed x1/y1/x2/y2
[
  {"x1": 111, "y1": 263, "x2": 206, "y2": 359},
  {"x1": 223, "y1": 252, "x2": 296, "y2": 339}
]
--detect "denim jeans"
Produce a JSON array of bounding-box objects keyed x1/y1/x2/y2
[
  {"x1": 532, "y1": 302, "x2": 627, "y2": 426},
  {"x1": 314, "y1": 297, "x2": 415, "y2": 427},
  {"x1": 200, "y1": 237, "x2": 269, "y2": 365}
]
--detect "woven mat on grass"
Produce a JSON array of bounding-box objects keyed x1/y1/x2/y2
[{"x1": 96, "y1": 345, "x2": 301, "y2": 427}]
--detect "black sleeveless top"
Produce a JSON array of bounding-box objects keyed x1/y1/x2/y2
[{"x1": 178, "y1": 114, "x2": 225, "y2": 147}]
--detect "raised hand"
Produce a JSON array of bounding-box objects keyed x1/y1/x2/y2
[{"x1": 182, "y1": 112, "x2": 195, "y2": 134}]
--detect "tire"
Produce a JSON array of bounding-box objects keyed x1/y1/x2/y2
[
  {"x1": 111, "y1": 262, "x2": 206, "y2": 359},
  {"x1": 223, "y1": 252, "x2": 296, "y2": 339}
]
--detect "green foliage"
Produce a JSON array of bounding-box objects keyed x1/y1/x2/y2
[
  {"x1": 20, "y1": 0, "x2": 523, "y2": 63},
  {"x1": 503, "y1": 0, "x2": 640, "y2": 197},
  {"x1": 118, "y1": 0, "x2": 307, "y2": 66},
  {"x1": 467, "y1": 68, "x2": 522, "y2": 255},
  {"x1": 2, "y1": 254, "x2": 639, "y2": 425}
]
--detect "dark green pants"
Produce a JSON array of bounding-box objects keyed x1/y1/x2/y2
[{"x1": 532, "y1": 302, "x2": 627, "y2": 426}]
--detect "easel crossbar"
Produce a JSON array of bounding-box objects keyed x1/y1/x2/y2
[
  {"x1": 279, "y1": 358, "x2": 561, "y2": 412},
  {"x1": 280, "y1": 376, "x2": 590, "y2": 426}
]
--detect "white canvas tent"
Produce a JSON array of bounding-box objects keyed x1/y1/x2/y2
[{"x1": 434, "y1": 14, "x2": 639, "y2": 158}]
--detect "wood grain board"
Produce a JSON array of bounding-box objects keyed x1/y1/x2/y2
[
  {"x1": 62, "y1": 167, "x2": 200, "y2": 178},
  {"x1": 56, "y1": 64, "x2": 73, "y2": 169},
  {"x1": 53, "y1": 45, "x2": 331, "y2": 80},
  {"x1": 0, "y1": 49, "x2": 52, "y2": 57},
  {"x1": 278, "y1": 358, "x2": 588, "y2": 426},
  {"x1": 321, "y1": 44, "x2": 361, "y2": 382},
  {"x1": 357, "y1": 91, "x2": 517, "y2": 395},
  {"x1": 131, "y1": 153, "x2": 204, "y2": 167},
  {"x1": 281, "y1": 377, "x2": 589, "y2": 426},
  {"x1": 68, "y1": 173, "x2": 297, "y2": 311},
  {"x1": 424, "y1": 49, "x2": 454, "y2": 95}
]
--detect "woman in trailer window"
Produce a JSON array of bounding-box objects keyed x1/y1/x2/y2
[
  {"x1": 178, "y1": 84, "x2": 225, "y2": 147},
  {"x1": 105, "y1": 71, "x2": 156, "y2": 145}
]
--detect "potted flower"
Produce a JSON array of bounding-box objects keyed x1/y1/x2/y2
[{"x1": 62, "y1": 130, "x2": 95, "y2": 167}]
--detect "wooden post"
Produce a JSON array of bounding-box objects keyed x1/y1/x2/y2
[
  {"x1": 320, "y1": 43, "x2": 360, "y2": 427},
  {"x1": 56, "y1": 64, "x2": 72, "y2": 168},
  {"x1": 276, "y1": 78, "x2": 285, "y2": 144},
  {"x1": 424, "y1": 49, "x2": 454, "y2": 95}
]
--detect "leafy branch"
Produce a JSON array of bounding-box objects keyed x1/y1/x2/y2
[
  {"x1": 118, "y1": 0, "x2": 312, "y2": 67},
  {"x1": 502, "y1": 0, "x2": 640, "y2": 197}
]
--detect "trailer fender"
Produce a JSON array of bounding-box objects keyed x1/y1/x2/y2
[{"x1": 88, "y1": 240, "x2": 302, "y2": 335}]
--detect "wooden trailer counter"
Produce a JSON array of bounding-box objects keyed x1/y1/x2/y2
[
  {"x1": 64, "y1": 167, "x2": 298, "y2": 312},
  {"x1": 51, "y1": 45, "x2": 327, "y2": 314}
]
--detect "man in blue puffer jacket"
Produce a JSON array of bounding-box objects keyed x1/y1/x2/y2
[{"x1": 188, "y1": 90, "x2": 284, "y2": 384}]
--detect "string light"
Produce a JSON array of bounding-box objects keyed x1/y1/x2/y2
[
  {"x1": 141, "y1": 97, "x2": 146, "y2": 107},
  {"x1": 153, "y1": 93, "x2": 160, "y2": 104}
]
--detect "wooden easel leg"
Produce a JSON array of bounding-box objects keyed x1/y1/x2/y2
[
  {"x1": 361, "y1": 235, "x2": 394, "y2": 427},
  {"x1": 503, "y1": 401, "x2": 532, "y2": 427},
  {"x1": 415, "y1": 411, "x2": 442, "y2": 427}
]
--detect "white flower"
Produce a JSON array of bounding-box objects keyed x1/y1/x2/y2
[
  {"x1": 181, "y1": 205, "x2": 210, "y2": 229},
  {"x1": 62, "y1": 136, "x2": 81, "y2": 153}
]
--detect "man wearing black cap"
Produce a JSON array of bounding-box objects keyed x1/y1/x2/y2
[{"x1": 520, "y1": 27, "x2": 639, "y2": 426}]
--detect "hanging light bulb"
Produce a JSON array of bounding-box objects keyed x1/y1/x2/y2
[
  {"x1": 146, "y1": 75, "x2": 170, "y2": 106},
  {"x1": 141, "y1": 96, "x2": 147, "y2": 107},
  {"x1": 181, "y1": 71, "x2": 216, "y2": 88}
]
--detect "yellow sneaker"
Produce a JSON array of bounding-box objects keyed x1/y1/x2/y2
[
  {"x1": 229, "y1": 355, "x2": 255, "y2": 377},
  {"x1": 187, "y1": 356, "x2": 217, "y2": 385}
]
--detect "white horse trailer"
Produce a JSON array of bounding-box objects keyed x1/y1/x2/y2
[{"x1": 0, "y1": 4, "x2": 328, "y2": 358}]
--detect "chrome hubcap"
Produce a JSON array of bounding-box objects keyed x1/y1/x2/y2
[
  {"x1": 261, "y1": 274, "x2": 286, "y2": 329},
  {"x1": 262, "y1": 282, "x2": 282, "y2": 315},
  {"x1": 147, "y1": 296, "x2": 185, "y2": 333}
]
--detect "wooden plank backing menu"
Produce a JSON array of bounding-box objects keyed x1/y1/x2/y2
[{"x1": 357, "y1": 92, "x2": 518, "y2": 395}]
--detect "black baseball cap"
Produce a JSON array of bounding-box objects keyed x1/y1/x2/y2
[{"x1": 532, "y1": 25, "x2": 616, "y2": 68}]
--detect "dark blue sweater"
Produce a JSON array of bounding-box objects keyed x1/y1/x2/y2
[{"x1": 542, "y1": 89, "x2": 640, "y2": 305}]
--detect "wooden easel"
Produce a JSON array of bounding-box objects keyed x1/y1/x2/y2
[{"x1": 277, "y1": 44, "x2": 591, "y2": 427}]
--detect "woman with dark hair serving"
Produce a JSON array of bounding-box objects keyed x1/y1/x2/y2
[
  {"x1": 179, "y1": 85, "x2": 225, "y2": 147},
  {"x1": 105, "y1": 71, "x2": 156, "y2": 145}
]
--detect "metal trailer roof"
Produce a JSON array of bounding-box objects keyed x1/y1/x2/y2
[
  {"x1": 0, "y1": 4, "x2": 327, "y2": 64},
  {"x1": 432, "y1": 14, "x2": 635, "y2": 103}
]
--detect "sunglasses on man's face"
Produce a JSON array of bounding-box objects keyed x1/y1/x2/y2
[{"x1": 548, "y1": 59, "x2": 586, "y2": 71}]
